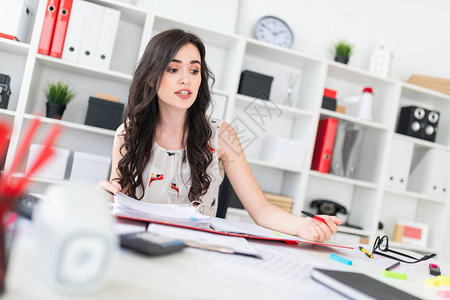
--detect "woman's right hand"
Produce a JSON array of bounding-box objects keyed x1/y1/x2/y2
[{"x1": 97, "y1": 180, "x2": 122, "y2": 202}]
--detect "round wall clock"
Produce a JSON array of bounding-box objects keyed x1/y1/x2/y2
[{"x1": 254, "y1": 15, "x2": 294, "y2": 48}]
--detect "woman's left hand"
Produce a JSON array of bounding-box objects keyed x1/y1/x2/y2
[{"x1": 296, "y1": 215, "x2": 342, "y2": 242}]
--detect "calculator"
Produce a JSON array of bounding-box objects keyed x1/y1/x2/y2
[{"x1": 120, "y1": 232, "x2": 187, "y2": 256}]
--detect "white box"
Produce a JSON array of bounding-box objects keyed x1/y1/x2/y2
[
  {"x1": 0, "y1": 0, "x2": 33, "y2": 42},
  {"x1": 69, "y1": 151, "x2": 111, "y2": 185},
  {"x1": 260, "y1": 137, "x2": 305, "y2": 169},
  {"x1": 408, "y1": 149, "x2": 450, "y2": 198},
  {"x1": 26, "y1": 144, "x2": 70, "y2": 180},
  {"x1": 385, "y1": 139, "x2": 414, "y2": 190}
]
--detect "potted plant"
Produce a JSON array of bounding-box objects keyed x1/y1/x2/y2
[
  {"x1": 333, "y1": 40, "x2": 354, "y2": 64},
  {"x1": 44, "y1": 81, "x2": 75, "y2": 120}
]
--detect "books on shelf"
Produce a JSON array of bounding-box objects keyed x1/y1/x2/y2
[
  {"x1": 264, "y1": 193, "x2": 293, "y2": 212},
  {"x1": 408, "y1": 74, "x2": 450, "y2": 96}
]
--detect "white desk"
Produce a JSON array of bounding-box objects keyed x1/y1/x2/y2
[{"x1": 4, "y1": 220, "x2": 449, "y2": 300}]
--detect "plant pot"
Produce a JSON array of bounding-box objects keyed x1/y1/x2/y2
[
  {"x1": 46, "y1": 102, "x2": 66, "y2": 120},
  {"x1": 335, "y1": 56, "x2": 349, "y2": 64}
]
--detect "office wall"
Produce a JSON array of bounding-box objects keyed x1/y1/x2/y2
[{"x1": 236, "y1": 0, "x2": 450, "y2": 81}]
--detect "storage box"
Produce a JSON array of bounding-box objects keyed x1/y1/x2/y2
[
  {"x1": 260, "y1": 137, "x2": 305, "y2": 169},
  {"x1": 408, "y1": 75, "x2": 450, "y2": 96},
  {"x1": 385, "y1": 138, "x2": 414, "y2": 190},
  {"x1": 0, "y1": 0, "x2": 32, "y2": 41},
  {"x1": 238, "y1": 70, "x2": 273, "y2": 100},
  {"x1": 26, "y1": 144, "x2": 70, "y2": 180},
  {"x1": 69, "y1": 151, "x2": 111, "y2": 185},
  {"x1": 84, "y1": 97, "x2": 124, "y2": 130}
]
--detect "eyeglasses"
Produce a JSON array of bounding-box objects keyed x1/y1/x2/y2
[
  {"x1": 190, "y1": 200, "x2": 214, "y2": 217},
  {"x1": 372, "y1": 235, "x2": 436, "y2": 264}
]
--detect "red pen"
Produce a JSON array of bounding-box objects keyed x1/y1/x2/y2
[{"x1": 301, "y1": 211, "x2": 327, "y2": 224}]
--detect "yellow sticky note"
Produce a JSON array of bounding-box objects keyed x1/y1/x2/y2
[{"x1": 425, "y1": 278, "x2": 440, "y2": 287}]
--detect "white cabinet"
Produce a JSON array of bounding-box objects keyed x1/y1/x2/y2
[{"x1": 2, "y1": 0, "x2": 449, "y2": 261}]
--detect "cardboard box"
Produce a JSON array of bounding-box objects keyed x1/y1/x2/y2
[
  {"x1": 26, "y1": 144, "x2": 70, "y2": 180},
  {"x1": 69, "y1": 151, "x2": 111, "y2": 185},
  {"x1": 408, "y1": 75, "x2": 450, "y2": 95},
  {"x1": 0, "y1": 0, "x2": 32, "y2": 41}
]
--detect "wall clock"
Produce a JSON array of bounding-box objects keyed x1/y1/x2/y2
[{"x1": 254, "y1": 15, "x2": 294, "y2": 48}]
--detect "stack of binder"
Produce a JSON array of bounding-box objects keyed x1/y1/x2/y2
[
  {"x1": 264, "y1": 193, "x2": 293, "y2": 212},
  {"x1": 38, "y1": 0, "x2": 121, "y2": 70}
]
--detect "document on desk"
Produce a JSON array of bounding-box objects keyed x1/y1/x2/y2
[
  {"x1": 148, "y1": 223, "x2": 261, "y2": 258},
  {"x1": 112, "y1": 192, "x2": 210, "y2": 227}
]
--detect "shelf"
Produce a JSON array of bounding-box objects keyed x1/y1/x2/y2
[
  {"x1": 401, "y1": 81, "x2": 450, "y2": 102},
  {"x1": 36, "y1": 55, "x2": 133, "y2": 84},
  {"x1": 12, "y1": 173, "x2": 93, "y2": 188},
  {"x1": 0, "y1": 109, "x2": 17, "y2": 118},
  {"x1": 23, "y1": 114, "x2": 116, "y2": 137},
  {"x1": 327, "y1": 60, "x2": 397, "y2": 86},
  {"x1": 388, "y1": 241, "x2": 438, "y2": 255},
  {"x1": 90, "y1": 0, "x2": 148, "y2": 25},
  {"x1": 236, "y1": 94, "x2": 313, "y2": 118},
  {"x1": 393, "y1": 133, "x2": 450, "y2": 152},
  {"x1": 247, "y1": 158, "x2": 303, "y2": 173},
  {"x1": 383, "y1": 187, "x2": 446, "y2": 203},
  {"x1": 0, "y1": 38, "x2": 29, "y2": 56},
  {"x1": 320, "y1": 109, "x2": 389, "y2": 130},
  {"x1": 309, "y1": 170, "x2": 378, "y2": 189}
]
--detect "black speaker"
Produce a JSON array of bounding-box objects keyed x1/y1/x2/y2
[{"x1": 396, "y1": 106, "x2": 440, "y2": 142}]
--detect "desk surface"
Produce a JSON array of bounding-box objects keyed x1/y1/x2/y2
[{"x1": 4, "y1": 220, "x2": 449, "y2": 300}]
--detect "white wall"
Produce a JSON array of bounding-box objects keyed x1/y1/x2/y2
[{"x1": 236, "y1": 0, "x2": 450, "y2": 81}]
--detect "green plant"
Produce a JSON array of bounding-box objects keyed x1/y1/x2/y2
[
  {"x1": 333, "y1": 40, "x2": 354, "y2": 59},
  {"x1": 44, "y1": 81, "x2": 76, "y2": 106}
]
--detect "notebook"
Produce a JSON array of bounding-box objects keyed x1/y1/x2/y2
[{"x1": 311, "y1": 268, "x2": 422, "y2": 300}]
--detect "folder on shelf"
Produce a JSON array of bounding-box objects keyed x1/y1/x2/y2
[
  {"x1": 113, "y1": 192, "x2": 353, "y2": 250},
  {"x1": 77, "y1": 2, "x2": 104, "y2": 66},
  {"x1": 50, "y1": 0, "x2": 73, "y2": 58},
  {"x1": 385, "y1": 138, "x2": 414, "y2": 190},
  {"x1": 38, "y1": 0, "x2": 60, "y2": 55},
  {"x1": 311, "y1": 117, "x2": 339, "y2": 173},
  {"x1": 93, "y1": 6, "x2": 121, "y2": 69},
  {"x1": 61, "y1": 0, "x2": 88, "y2": 62}
]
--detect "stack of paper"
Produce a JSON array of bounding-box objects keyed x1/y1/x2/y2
[{"x1": 112, "y1": 192, "x2": 210, "y2": 227}]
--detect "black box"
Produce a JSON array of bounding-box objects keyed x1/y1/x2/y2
[
  {"x1": 84, "y1": 97, "x2": 124, "y2": 130},
  {"x1": 322, "y1": 96, "x2": 337, "y2": 111},
  {"x1": 238, "y1": 70, "x2": 273, "y2": 100},
  {"x1": 0, "y1": 73, "x2": 11, "y2": 109}
]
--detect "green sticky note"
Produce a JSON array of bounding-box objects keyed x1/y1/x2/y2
[{"x1": 381, "y1": 270, "x2": 407, "y2": 280}]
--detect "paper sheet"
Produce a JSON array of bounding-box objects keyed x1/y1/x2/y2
[
  {"x1": 204, "y1": 241, "x2": 347, "y2": 299},
  {"x1": 113, "y1": 192, "x2": 210, "y2": 226},
  {"x1": 147, "y1": 223, "x2": 260, "y2": 257}
]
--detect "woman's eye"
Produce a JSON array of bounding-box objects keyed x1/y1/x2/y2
[
  {"x1": 167, "y1": 68, "x2": 177, "y2": 73},
  {"x1": 190, "y1": 69, "x2": 199, "y2": 75}
]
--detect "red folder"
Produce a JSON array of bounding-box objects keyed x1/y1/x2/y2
[
  {"x1": 115, "y1": 213, "x2": 353, "y2": 250},
  {"x1": 38, "y1": 0, "x2": 61, "y2": 55},
  {"x1": 49, "y1": 0, "x2": 73, "y2": 58},
  {"x1": 311, "y1": 117, "x2": 339, "y2": 173}
]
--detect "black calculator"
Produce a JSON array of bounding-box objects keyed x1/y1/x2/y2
[{"x1": 120, "y1": 232, "x2": 187, "y2": 256}]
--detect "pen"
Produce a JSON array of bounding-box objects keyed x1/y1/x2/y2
[
  {"x1": 301, "y1": 211, "x2": 326, "y2": 224},
  {"x1": 386, "y1": 261, "x2": 400, "y2": 271},
  {"x1": 359, "y1": 246, "x2": 374, "y2": 258}
]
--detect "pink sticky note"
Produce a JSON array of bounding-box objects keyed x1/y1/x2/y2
[{"x1": 436, "y1": 290, "x2": 450, "y2": 298}]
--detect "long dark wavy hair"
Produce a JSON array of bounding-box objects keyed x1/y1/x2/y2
[{"x1": 116, "y1": 29, "x2": 215, "y2": 202}]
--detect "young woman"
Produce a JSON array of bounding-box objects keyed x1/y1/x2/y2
[{"x1": 98, "y1": 29, "x2": 341, "y2": 242}]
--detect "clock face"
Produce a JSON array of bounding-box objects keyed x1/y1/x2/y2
[{"x1": 254, "y1": 16, "x2": 294, "y2": 48}]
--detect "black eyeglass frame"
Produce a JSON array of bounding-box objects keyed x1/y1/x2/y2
[{"x1": 372, "y1": 235, "x2": 436, "y2": 264}]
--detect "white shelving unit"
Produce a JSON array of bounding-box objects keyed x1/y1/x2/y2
[{"x1": 1, "y1": 0, "x2": 449, "y2": 262}]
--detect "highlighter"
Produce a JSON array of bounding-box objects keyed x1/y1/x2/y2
[
  {"x1": 330, "y1": 253, "x2": 352, "y2": 265},
  {"x1": 381, "y1": 270, "x2": 407, "y2": 280}
]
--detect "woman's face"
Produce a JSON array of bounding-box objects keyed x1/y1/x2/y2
[{"x1": 157, "y1": 43, "x2": 202, "y2": 112}]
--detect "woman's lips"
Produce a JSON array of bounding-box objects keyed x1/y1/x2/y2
[{"x1": 175, "y1": 89, "x2": 192, "y2": 99}]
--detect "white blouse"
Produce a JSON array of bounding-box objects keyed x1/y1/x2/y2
[{"x1": 136, "y1": 118, "x2": 224, "y2": 215}]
